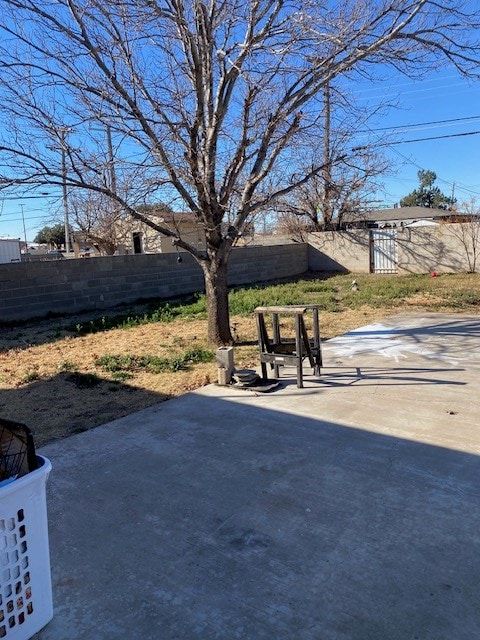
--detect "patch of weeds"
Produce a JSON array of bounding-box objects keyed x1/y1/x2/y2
[
  {"x1": 111, "y1": 371, "x2": 134, "y2": 382},
  {"x1": 333, "y1": 274, "x2": 432, "y2": 309},
  {"x1": 22, "y1": 371, "x2": 40, "y2": 383},
  {"x1": 175, "y1": 295, "x2": 207, "y2": 318},
  {"x1": 95, "y1": 354, "x2": 131, "y2": 372},
  {"x1": 57, "y1": 359, "x2": 77, "y2": 372},
  {"x1": 182, "y1": 347, "x2": 214, "y2": 364},
  {"x1": 228, "y1": 280, "x2": 341, "y2": 314},
  {"x1": 66, "y1": 372, "x2": 102, "y2": 388},
  {"x1": 96, "y1": 354, "x2": 188, "y2": 374},
  {"x1": 68, "y1": 294, "x2": 207, "y2": 336},
  {"x1": 442, "y1": 287, "x2": 480, "y2": 308},
  {"x1": 95, "y1": 346, "x2": 214, "y2": 377}
]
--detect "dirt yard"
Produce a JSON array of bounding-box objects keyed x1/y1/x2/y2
[{"x1": 0, "y1": 294, "x2": 476, "y2": 447}]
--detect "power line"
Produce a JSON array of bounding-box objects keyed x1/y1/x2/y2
[
  {"x1": 0, "y1": 214, "x2": 54, "y2": 224},
  {"x1": 356, "y1": 108, "x2": 480, "y2": 203},
  {"x1": 353, "y1": 130, "x2": 480, "y2": 151},
  {"x1": 0, "y1": 207, "x2": 49, "y2": 216},
  {"x1": 363, "y1": 115, "x2": 480, "y2": 133},
  {"x1": 392, "y1": 129, "x2": 480, "y2": 145},
  {"x1": 356, "y1": 81, "x2": 470, "y2": 103},
  {"x1": 343, "y1": 74, "x2": 460, "y2": 95}
]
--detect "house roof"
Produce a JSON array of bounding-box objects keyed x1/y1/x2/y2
[
  {"x1": 345, "y1": 206, "x2": 457, "y2": 224},
  {"x1": 143, "y1": 211, "x2": 199, "y2": 224}
]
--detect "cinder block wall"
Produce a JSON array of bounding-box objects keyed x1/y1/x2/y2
[
  {"x1": 308, "y1": 224, "x2": 480, "y2": 275},
  {"x1": 307, "y1": 231, "x2": 371, "y2": 273},
  {"x1": 397, "y1": 225, "x2": 477, "y2": 274},
  {"x1": 0, "y1": 243, "x2": 308, "y2": 322}
]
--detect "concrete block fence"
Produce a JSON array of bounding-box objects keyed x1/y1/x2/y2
[{"x1": 0, "y1": 243, "x2": 308, "y2": 322}]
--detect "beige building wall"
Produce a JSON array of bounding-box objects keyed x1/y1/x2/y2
[
  {"x1": 308, "y1": 230, "x2": 371, "y2": 273},
  {"x1": 116, "y1": 218, "x2": 206, "y2": 254},
  {"x1": 397, "y1": 224, "x2": 479, "y2": 274},
  {"x1": 308, "y1": 222, "x2": 480, "y2": 274}
]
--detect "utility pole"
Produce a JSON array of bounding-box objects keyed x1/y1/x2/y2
[
  {"x1": 90, "y1": 121, "x2": 117, "y2": 192},
  {"x1": 105, "y1": 124, "x2": 117, "y2": 193},
  {"x1": 59, "y1": 127, "x2": 71, "y2": 253},
  {"x1": 322, "y1": 80, "x2": 333, "y2": 230},
  {"x1": 20, "y1": 204, "x2": 27, "y2": 254}
]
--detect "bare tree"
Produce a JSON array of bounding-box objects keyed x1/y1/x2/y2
[
  {"x1": 278, "y1": 147, "x2": 389, "y2": 235},
  {"x1": 278, "y1": 80, "x2": 392, "y2": 236},
  {"x1": 277, "y1": 210, "x2": 313, "y2": 243},
  {"x1": 0, "y1": 0, "x2": 479, "y2": 343},
  {"x1": 69, "y1": 191, "x2": 124, "y2": 255}
]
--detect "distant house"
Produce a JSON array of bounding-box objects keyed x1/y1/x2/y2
[
  {"x1": 342, "y1": 206, "x2": 465, "y2": 229},
  {"x1": 70, "y1": 231, "x2": 103, "y2": 258},
  {"x1": 115, "y1": 211, "x2": 207, "y2": 255}
]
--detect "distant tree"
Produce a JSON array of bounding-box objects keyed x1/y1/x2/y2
[
  {"x1": 34, "y1": 224, "x2": 65, "y2": 248},
  {"x1": 276, "y1": 80, "x2": 391, "y2": 238},
  {"x1": 69, "y1": 192, "x2": 123, "y2": 255},
  {"x1": 277, "y1": 211, "x2": 313, "y2": 243},
  {"x1": 278, "y1": 149, "x2": 387, "y2": 235},
  {"x1": 400, "y1": 170, "x2": 456, "y2": 210}
]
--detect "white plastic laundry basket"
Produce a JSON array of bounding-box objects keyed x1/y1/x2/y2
[{"x1": 0, "y1": 456, "x2": 52, "y2": 640}]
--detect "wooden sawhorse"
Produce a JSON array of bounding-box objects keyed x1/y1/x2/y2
[{"x1": 254, "y1": 305, "x2": 322, "y2": 388}]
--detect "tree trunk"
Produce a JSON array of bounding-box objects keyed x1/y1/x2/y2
[{"x1": 202, "y1": 257, "x2": 233, "y2": 346}]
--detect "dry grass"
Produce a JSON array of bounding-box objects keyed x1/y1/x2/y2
[{"x1": 1, "y1": 272, "x2": 479, "y2": 447}]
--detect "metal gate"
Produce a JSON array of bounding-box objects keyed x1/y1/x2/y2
[{"x1": 370, "y1": 229, "x2": 398, "y2": 274}]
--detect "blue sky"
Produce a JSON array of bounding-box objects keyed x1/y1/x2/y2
[
  {"x1": 1, "y1": 71, "x2": 480, "y2": 241},
  {"x1": 363, "y1": 72, "x2": 480, "y2": 208}
]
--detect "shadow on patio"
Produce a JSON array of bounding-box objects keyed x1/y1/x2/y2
[{"x1": 37, "y1": 387, "x2": 480, "y2": 640}]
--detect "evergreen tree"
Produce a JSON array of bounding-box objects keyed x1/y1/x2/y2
[
  {"x1": 34, "y1": 224, "x2": 65, "y2": 247},
  {"x1": 400, "y1": 170, "x2": 455, "y2": 210}
]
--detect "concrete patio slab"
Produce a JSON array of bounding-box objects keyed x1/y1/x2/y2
[{"x1": 35, "y1": 313, "x2": 480, "y2": 639}]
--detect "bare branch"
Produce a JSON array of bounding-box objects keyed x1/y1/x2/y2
[{"x1": 0, "y1": 0, "x2": 479, "y2": 342}]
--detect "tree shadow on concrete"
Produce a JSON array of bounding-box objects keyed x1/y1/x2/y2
[
  {"x1": 292, "y1": 365, "x2": 466, "y2": 388},
  {"x1": 38, "y1": 390, "x2": 480, "y2": 640},
  {"x1": 321, "y1": 315, "x2": 480, "y2": 367}
]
